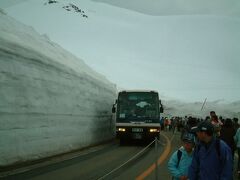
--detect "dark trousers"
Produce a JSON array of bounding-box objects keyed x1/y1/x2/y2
[{"x1": 238, "y1": 148, "x2": 240, "y2": 171}]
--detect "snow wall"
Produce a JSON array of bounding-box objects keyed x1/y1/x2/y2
[{"x1": 0, "y1": 10, "x2": 117, "y2": 167}]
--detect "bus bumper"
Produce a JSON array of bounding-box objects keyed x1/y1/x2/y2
[{"x1": 116, "y1": 127, "x2": 160, "y2": 141}]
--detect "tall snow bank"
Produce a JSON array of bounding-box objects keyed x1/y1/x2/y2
[{"x1": 0, "y1": 10, "x2": 117, "y2": 167}]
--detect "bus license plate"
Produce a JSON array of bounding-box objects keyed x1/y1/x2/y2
[
  {"x1": 132, "y1": 128, "x2": 143, "y2": 132},
  {"x1": 132, "y1": 133, "x2": 142, "y2": 139}
]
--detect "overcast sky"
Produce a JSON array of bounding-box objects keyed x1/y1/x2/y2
[
  {"x1": 93, "y1": 0, "x2": 240, "y2": 17},
  {"x1": 1, "y1": 0, "x2": 240, "y2": 103}
]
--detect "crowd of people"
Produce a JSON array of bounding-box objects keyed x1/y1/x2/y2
[{"x1": 166, "y1": 111, "x2": 240, "y2": 180}]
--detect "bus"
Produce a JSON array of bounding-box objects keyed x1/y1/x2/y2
[{"x1": 112, "y1": 90, "x2": 164, "y2": 143}]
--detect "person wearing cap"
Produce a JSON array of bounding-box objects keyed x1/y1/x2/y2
[
  {"x1": 188, "y1": 121, "x2": 233, "y2": 180},
  {"x1": 168, "y1": 132, "x2": 195, "y2": 180}
]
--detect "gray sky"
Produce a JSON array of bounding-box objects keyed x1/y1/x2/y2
[
  {"x1": 0, "y1": 0, "x2": 26, "y2": 8},
  {"x1": 93, "y1": 0, "x2": 240, "y2": 17}
]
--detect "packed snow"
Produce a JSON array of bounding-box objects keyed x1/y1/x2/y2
[{"x1": 0, "y1": 10, "x2": 116, "y2": 166}]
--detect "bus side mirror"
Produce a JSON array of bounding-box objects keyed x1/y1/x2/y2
[
  {"x1": 112, "y1": 100, "x2": 117, "y2": 113},
  {"x1": 159, "y1": 104, "x2": 164, "y2": 113},
  {"x1": 160, "y1": 106, "x2": 164, "y2": 113},
  {"x1": 112, "y1": 105, "x2": 116, "y2": 113},
  {"x1": 159, "y1": 100, "x2": 164, "y2": 113}
]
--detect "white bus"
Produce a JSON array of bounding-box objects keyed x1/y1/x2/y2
[{"x1": 112, "y1": 90, "x2": 164, "y2": 143}]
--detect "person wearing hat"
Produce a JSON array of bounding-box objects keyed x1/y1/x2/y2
[
  {"x1": 188, "y1": 121, "x2": 233, "y2": 180},
  {"x1": 168, "y1": 132, "x2": 195, "y2": 180}
]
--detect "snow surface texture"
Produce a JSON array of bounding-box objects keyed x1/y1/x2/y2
[{"x1": 0, "y1": 11, "x2": 117, "y2": 166}]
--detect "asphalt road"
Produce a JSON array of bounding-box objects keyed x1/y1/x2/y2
[
  {"x1": 1, "y1": 131, "x2": 239, "y2": 180},
  {"x1": 1, "y1": 133, "x2": 170, "y2": 180}
]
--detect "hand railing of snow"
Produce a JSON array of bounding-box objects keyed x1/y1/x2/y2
[{"x1": 97, "y1": 137, "x2": 162, "y2": 180}]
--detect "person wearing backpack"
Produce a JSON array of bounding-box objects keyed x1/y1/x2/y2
[
  {"x1": 168, "y1": 132, "x2": 195, "y2": 180},
  {"x1": 188, "y1": 121, "x2": 233, "y2": 180}
]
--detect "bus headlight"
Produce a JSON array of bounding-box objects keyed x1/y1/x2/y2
[
  {"x1": 149, "y1": 128, "x2": 159, "y2": 133},
  {"x1": 118, "y1": 128, "x2": 126, "y2": 132}
]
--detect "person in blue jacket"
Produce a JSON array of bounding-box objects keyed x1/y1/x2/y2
[
  {"x1": 188, "y1": 121, "x2": 233, "y2": 180},
  {"x1": 168, "y1": 132, "x2": 195, "y2": 180}
]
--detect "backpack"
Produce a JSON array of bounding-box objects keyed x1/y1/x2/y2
[
  {"x1": 172, "y1": 150, "x2": 183, "y2": 180},
  {"x1": 176, "y1": 149, "x2": 182, "y2": 168}
]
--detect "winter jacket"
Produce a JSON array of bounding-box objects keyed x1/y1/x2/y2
[
  {"x1": 168, "y1": 146, "x2": 193, "y2": 180},
  {"x1": 188, "y1": 138, "x2": 233, "y2": 180},
  {"x1": 220, "y1": 125, "x2": 236, "y2": 154},
  {"x1": 234, "y1": 128, "x2": 240, "y2": 148}
]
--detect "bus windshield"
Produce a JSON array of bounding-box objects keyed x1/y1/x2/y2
[{"x1": 117, "y1": 92, "x2": 159, "y2": 122}]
